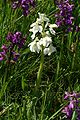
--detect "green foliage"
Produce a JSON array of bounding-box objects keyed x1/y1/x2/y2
[{"x1": 0, "y1": 0, "x2": 80, "y2": 120}]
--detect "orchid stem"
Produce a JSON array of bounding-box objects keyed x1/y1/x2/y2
[{"x1": 36, "y1": 46, "x2": 44, "y2": 91}]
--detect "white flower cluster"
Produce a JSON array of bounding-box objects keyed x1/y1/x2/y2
[{"x1": 28, "y1": 13, "x2": 58, "y2": 55}]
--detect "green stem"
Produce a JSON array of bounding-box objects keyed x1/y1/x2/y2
[
  {"x1": 36, "y1": 46, "x2": 44, "y2": 90},
  {"x1": 71, "y1": 35, "x2": 78, "y2": 71},
  {"x1": 68, "y1": 35, "x2": 78, "y2": 91},
  {"x1": 39, "y1": 91, "x2": 47, "y2": 120},
  {"x1": 55, "y1": 35, "x2": 64, "y2": 81}
]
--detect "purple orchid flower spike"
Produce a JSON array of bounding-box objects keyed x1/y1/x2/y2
[
  {"x1": 62, "y1": 91, "x2": 80, "y2": 119},
  {"x1": 55, "y1": 0, "x2": 74, "y2": 27},
  {"x1": 12, "y1": 0, "x2": 35, "y2": 16},
  {"x1": 0, "y1": 31, "x2": 25, "y2": 63},
  {"x1": 6, "y1": 31, "x2": 25, "y2": 49}
]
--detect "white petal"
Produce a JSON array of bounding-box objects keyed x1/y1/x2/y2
[
  {"x1": 30, "y1": 22, "x2": 36, "y2": 27},
  {"x1": 49, "y1": 28, "x2": 56, "y2": 35},
  {"x1": 29, "y1": 28, "x2": 33, "y2": 32},
  {"x1": 38, "y1": 13, "x2": 49, "y2": 23},
  {"x1": 45, "y1": 22, "x2": 49, "y2": 28},
  {"x1": 29, "y1": 27, "x2": 38, "y2": 35},
  {"x1": 36, "y1": 18, "x2": 41, "y2": 24},
  {"x1": 43, "y1": 36, "x2": 52, "y2": 47},
  {"x1": 39, "y1": 36, "x2": 52, "y2": 47},
  {"x1": 28, "y1": 37, "x2": 41, "y2": 53},
  {"x1": 37, "y1": 42, "x2": 41, "y2": 51},
  {"x1": 39, "y1": 38, "x2": 43, "y2": 46},
  {"x1": 28, "y1": 41, "x2": 37, "y2": 52},
  {"x1": 38, "y1": 26, "x2": 43, "y2": 33},
  {"x1": 46, "y1": 31, "x2": 50, "y2": 36},
  {"x1": 48, "y1": 45, "x2": 56, "y2": 55},
  {"x1": 49, "y1": 24, "x2": 58, "y2": 28},
  {"x1": 35, "y1": 37, "x2": 39, "y2": 42},
  {"x1": 31, "y1": 34, "x2": 35, "y2": 40},
  {"x1": 44, "y1": 48, "x2": 49, "y2": 55}
]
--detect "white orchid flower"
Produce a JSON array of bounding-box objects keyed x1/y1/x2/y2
[
  {"x1": 49, "y1": 24, "x2": 58, "y2": 28},
  {"x1": 48, "y1": 44, "x2": 56, "y2": 55},
  {"x1": 28, "y1": 13, "x2": 57, "y2": 55},
  {"x1": 30, "y1": 21, "x2": 43, "y2": 39},
  {"x1": 49, "y1": 27, "x2": 56, "y2": 35},
  {"x1": 38, "y1": 13, "x2": 49, "y2": 23},
  {"x1": 44, "y1": 45, "x2": 56, "y2": 55},
  {"x1": 48, "y1": 23, "x2": 58, "y2": 35},
  {"x1": 43, "y1": 47, "x2": 49, "y2": 55},
  {"x1": 28, "y1": 37, "x2": 40, "y2": 53},
  {"x1": 39, "y1": 36, "x2": 52, "y2": 47}
]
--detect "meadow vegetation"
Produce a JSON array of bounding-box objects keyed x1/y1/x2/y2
[{"x1": 0, "y1": 0, "x2": 80, "y2": 119}]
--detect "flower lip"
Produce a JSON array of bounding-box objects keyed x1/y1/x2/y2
[
  {"x1": 1, "y1": 45, "x2": 8, "y2": 53},
  {"x1": 0, "y1": 52, "x2": 6, "y2": 61}
]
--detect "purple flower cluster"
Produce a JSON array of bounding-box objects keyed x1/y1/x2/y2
[
  {"x1": 12, "y1": 0, "x2": 35, "y2": 16},
  {"x1": 0, "y1": 32, "x2": 25, "y2": 63},
  {"x1": 55, "y1": 0, "x2": 74, "y2": 27},
  {"x1": 6, "y1": 32, "x2": 25, "y2": 49},
  {"x1": 62, "y1": 91, "x2": 80, "y2": 120}
]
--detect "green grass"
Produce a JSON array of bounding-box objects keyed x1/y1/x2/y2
[{"x1": 0, "y1": 0, "x2": 80, "y2": 120}]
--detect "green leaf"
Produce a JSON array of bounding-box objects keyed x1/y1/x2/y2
[{"x1": 71, "y1": 111, "x2": 77, "y2": 120}]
